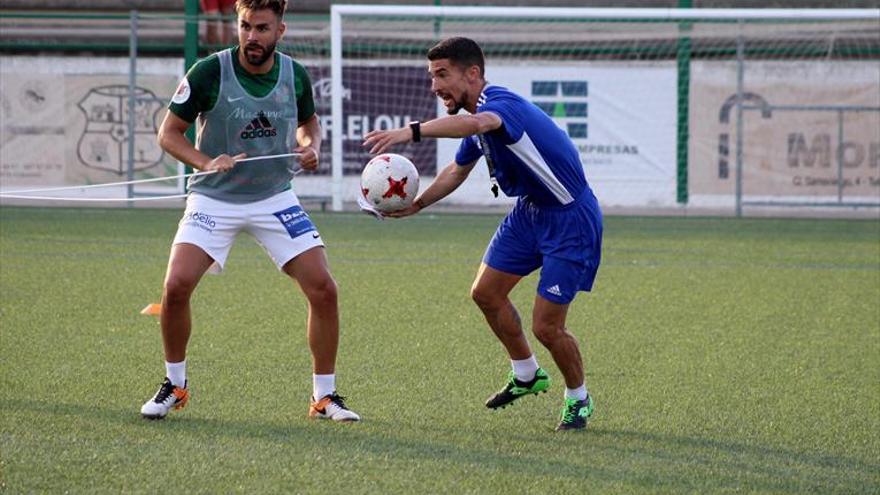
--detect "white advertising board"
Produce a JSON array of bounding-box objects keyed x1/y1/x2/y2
[{"x1": 438, "y1": 62, "x2": 679, "y2": 207}]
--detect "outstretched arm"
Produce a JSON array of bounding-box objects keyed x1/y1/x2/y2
[
  {"x1": 384, "y1": 160, "x2": 477, "y2": 218},
  {"x1": 363, "y1": 112, "x2": 502, "y2": 155}
]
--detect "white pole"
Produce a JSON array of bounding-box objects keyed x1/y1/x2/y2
[{"x1": 330, "y1": 7, "x2": 344, "y2": 212}]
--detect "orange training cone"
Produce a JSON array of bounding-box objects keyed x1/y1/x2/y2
[{"x1": 140, "y1": 303, "x2": 162, "y2": 316}]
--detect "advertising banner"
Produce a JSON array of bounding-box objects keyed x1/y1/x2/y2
[
  {"x1": 438, "y1": 63, "x2": 679, "y2": 207},
  {"x1": 689, "y1": 60, "x2": 880, "y2": 202},
  {"x1": 308, "y1": 65, "x2": 437, "y2": 176}
]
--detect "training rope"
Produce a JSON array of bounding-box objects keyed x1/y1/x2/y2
[
  {"x1": 0, "y1": 193, "x2": 190, "y2": 202},
  {"x1": 0, "y1": 152, "x2": 304, "y2": 202}
]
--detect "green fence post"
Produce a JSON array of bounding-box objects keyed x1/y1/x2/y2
[
  {"x1": 183, "y1": 0, "x2": 199, "y2": 175},
  {"x1": 184, "y1": 0, "x2": 199, "y2": 71},
  {"x1": 676, "y1": 0, "x2": 692, "y2": 205},
  {"x1": 434, "y1": 0, "x2": 442, "y2": 39}
]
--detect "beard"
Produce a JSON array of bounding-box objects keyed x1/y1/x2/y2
[
  {"x1": 244, "y1": 41, "x2": 275, "y2": 66},
  {"x1": 440, "y1": 93, "x2": 464, "y2": 115}
]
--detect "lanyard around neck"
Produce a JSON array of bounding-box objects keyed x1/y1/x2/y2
[{"x1": 476, "y1": 133, "x2": 499, "y2": 198}]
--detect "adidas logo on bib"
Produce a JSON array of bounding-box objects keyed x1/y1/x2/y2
[
  {"x1": 546, "y1": 285, "x2": 562, "y2": 297},
  {"x1": 240, "y1": 111, "x2": 277, "y2": 140}
]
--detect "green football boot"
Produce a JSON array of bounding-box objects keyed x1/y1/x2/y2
[
  {"x1": 555, "y1": 394, "x2": 594, "y2": 431},
  {"x1": 485, "y1": 368, "x2": 551, "y2": 409}
]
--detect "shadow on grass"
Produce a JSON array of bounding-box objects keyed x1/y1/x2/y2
[
  {"x1": 586, "y1": 426, "x2": 879, "y2": 492},
  {"x1": 3, "y1": 398, "x2": 877, "y2": 494}
]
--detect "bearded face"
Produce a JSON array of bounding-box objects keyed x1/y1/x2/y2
[
  {"x1": 428, "y1": 59, "x2": 476, "y2": 116},
  {"x1": 237, "y1": 8, "x2": 285, "y2": 70},
  {"x1": 243, "y1": 40, "x2": 277, "y2": 66}
]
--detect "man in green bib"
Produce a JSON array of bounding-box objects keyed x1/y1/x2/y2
[{"x1": 141, "y1": 0, "x2": 360, "y2": 422}]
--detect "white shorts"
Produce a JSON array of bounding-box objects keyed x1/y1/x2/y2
[{"x1": 172, "y1": 190, "x2": 324, "y2": 274}]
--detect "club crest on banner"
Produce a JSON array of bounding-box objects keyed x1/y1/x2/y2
[{"x1": 76, "y1": 85, "x2": 165, "y2": 174}]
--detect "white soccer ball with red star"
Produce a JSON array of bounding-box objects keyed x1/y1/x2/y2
[{"x1": 360, "y1": 153, "x2": 420, "y2": 213}]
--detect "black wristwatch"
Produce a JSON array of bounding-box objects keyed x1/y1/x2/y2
[{"x1": 409, "y1": 121, "x2": 421, "y2": 143}]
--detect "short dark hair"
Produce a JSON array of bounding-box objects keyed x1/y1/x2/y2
[
  {"x1": 427, "y1": 37, "x2": 485, "y2": 78},
  {"x1": 235, "y1": 0, "x2": 287, "y2": 19}
]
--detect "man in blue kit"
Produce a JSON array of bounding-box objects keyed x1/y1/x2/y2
[{"x1": 363, "y1": 37, "x2": 602, "y2": 431}]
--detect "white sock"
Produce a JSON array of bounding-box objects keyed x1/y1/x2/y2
[
  {"x1": 565, "y1": 384, "x2": 588, "y2": 401},
  {"x1": 511, "y1": 355, "x2": 539, "y2": 382},
  {"x1": 165, "y1": 360, "x2": 186, "y2": 388},
  {"x1": 313, "y1": 374, "x2": 335, "y2": 401}
]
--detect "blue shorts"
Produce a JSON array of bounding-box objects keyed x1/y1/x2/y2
[{"x1": 483, "y1": 189, "x2": 603, "y2": 305}]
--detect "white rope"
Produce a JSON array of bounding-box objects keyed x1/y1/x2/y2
[
  {"x1": 1, "y1": 170, "x2": 217, "y2": 195},
  {"x1": 235, "y1": 152, "x2": 302, "y2": 163},
  {"x1": 0, "y1": 153, "x2": 305, "y2": 201},
  {"x1": 0, "y1": 194, "x2": 189, "y2": 202}
]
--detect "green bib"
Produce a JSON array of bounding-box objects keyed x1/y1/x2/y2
[{"x1": 189, "y1": 48, "x2": 299, "y2": 203}]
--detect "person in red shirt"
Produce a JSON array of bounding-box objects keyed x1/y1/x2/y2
[{"x1": 201, "y1": 0, "x2": 237, "y2": 46}]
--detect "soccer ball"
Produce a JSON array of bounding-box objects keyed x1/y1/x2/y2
[{"x1": 360, "y1": 153, "x2": 420, "y2": 213}]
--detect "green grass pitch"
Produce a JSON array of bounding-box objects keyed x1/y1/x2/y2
[{"x1": 1, "y1": 206, "x2": 878, "y2": 493}]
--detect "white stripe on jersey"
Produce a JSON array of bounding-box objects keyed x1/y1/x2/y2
[
  {"x1": 477, "y1": 90, "x2": 487, "y2": 106},
  {"x1": 507, "y1": 131, "x2": 575, "y2": 205}
]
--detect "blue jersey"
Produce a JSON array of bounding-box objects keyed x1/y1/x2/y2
[{"x1": 455, "y1": 85, "x2": 591, "y2": 208}]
